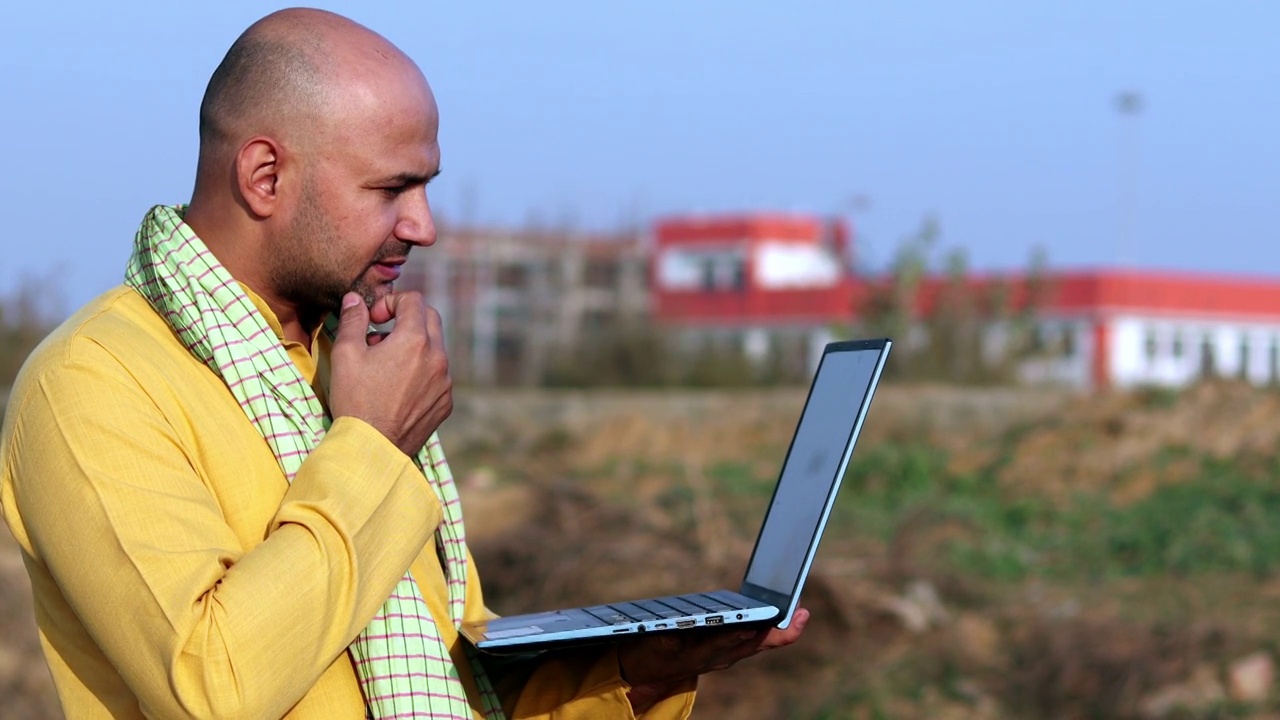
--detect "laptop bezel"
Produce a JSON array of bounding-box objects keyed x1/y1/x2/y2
[{"x1": 737, "y1": 337, "x2": 892, "y2": 628}]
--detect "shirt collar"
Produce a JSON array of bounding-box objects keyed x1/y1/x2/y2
[{"x1": 239, "y1": 283, "x2": 326, "y2": 386}]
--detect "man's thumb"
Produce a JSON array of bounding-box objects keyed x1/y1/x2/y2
[{"x1": 336, "y1": 292, "x2": 369, "y2": 340}]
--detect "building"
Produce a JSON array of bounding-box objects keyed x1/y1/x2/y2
[
  {"x1": 403, "y1": 211, "x2": 1280, "y2": 392},
  {"x1": 400, "y1": 225, "x2": 649, "y2": 385},
  {"x1": 857, "y1": 268, "x2": 1280, "y2": 391},
  {"x1": 977, "y1": 270, "x2": 1280, "y2": 390},
  {"x1": 650, "y1": 213, "x2": 857, "y2": 373},
  {"x1": 651, "y1": 211, "x2": 1280, "y2": 391}
]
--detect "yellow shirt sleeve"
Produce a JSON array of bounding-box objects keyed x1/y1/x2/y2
[{"x1": 2, "y1": 337, "x2": 440, "y2": 719}]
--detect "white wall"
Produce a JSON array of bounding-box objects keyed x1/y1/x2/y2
[
  {"x1": 1110, "y1": 314, "x2": 1280, "y2": 388},
  {"x1": 808, "y1": 326, "x2": 835, "y2": 371},
  {"x1": 1013, "y1": 318, "x2": 1093, "y2": 388},
  {"x1": 753, "y1": 242, "x2": 841, "y2": 289}
]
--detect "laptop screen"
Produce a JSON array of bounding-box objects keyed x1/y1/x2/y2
[{"x1": 742, "y1": 341, "x2": 888, "y2": 603}]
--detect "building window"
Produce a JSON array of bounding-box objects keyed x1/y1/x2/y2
[
  {"x1": 1270, "y1": 339, "x2": 1280, "y2": 385},
  {"x1": 1240, "y1": 334, "x2": 1251, "y2": 380},
  {"x1": 584, "y1": 260, "x2": 620, "y2": 290},
  {"x1": 1029, "y1": 324, "x2": 1047, "y2": 354},
  {"x1": 495, "y1": 264, "x2": 528, "y2": 290},
  {"x1": 696, "y1": 257, "x2": 747, "y2": 292},
  {"x1": 1199, "y1": 335, "x2": 1216, "y2": 378},
  {"x1": 1062, "y1": 326, "x2": 1076, "y2": 358},
  {"x1": 1172, "y1": 331, "x2": 1185, "y2": 360},
  {"x1": 582, "y1": 308, "x2": 612, "y2": 331},
  {"x1": 700, "y1": 260, "x2": 716, "y2": 292},
  {"x1": 1144, "y1": 328, "x2": 1158, "y2": 363}
]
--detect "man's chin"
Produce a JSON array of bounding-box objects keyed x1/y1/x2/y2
[{"x1": 353, "y1": 281, "x2": 394, "y2": 308}]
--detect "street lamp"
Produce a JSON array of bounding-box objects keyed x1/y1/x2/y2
[{"x1": 1115, "y1": 91, "x2": 1144, "y2": 267}]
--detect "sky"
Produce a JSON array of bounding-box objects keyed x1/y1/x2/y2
[{"x1": 2, "y1": 1, "x2": 1278, "y2": 314}]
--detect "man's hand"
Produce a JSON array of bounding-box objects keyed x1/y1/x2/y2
[
  {"x1": 617, "y1": 608, "x2": 810, "y2": 714},
  {"x1": 328, "y1": 291, "x2": 453, "y2": 456}
]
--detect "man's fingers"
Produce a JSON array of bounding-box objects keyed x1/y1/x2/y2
[
  {"x1": 368, "y1": 297, "x2": 390, "y2": 325},
  {"x1": 706, "y1": 626, "x2": 760, "y2": 652},
  {"x1": 392, "y1": 292, "x2": 427, "y2": 326},
  {"x1": 328, "y1": 290, "x2": 453, "y2": 457},
  {"x1": 758, "y1": 608, "x2": 810, "y2": 651},
  {"x1": 424, "y1": 304, "x2": 445, "y2": 350},
  {"x1": 618, "y1": 611, "x2": 813, "y2": 688},
  {"x1": 334, "y1": 293, "x2": 370, "y2": 347},
  {"x1": 367, "y1": 293, "x2": 439, "y2": 353},
  {"x1": 371, "y1": 291, "x2": 419, "y2": 323}
]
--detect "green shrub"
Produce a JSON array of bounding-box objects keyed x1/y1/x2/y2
[{"x1": 832, "y1": 440, "x2": 1280, "y2": 582}]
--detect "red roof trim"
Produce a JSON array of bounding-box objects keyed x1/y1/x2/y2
[
  {"x1": 654, "y1": 214, "x2": 826, "y2": 246},
  {"x1": 905, "y1": 269, "x2": 1280, "y2": 319}
]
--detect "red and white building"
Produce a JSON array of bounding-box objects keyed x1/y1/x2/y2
[
  {"x1": 652, "y1": 212, "x2": 1280, "y2": 391},
  {"x1": 969, "y1": 270, "x2": 1280, "y2": 390},
  {"x1": 651, "y1": 213, "x2": 857, "y2": 370}
]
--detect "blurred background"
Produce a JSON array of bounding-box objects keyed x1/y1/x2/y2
[{"x1": 4, "y1": 1, "x2": 1280, "y2": 718}]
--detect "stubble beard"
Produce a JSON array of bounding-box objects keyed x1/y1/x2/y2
[
  {"x1": 274, "y1": 199, "x2": 353, "y2": 323},
  {"x1": 275, "y1": 193, "x2": 412, "y2": 323}
]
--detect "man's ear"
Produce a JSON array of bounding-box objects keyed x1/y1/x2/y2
[{"x1": 236, "y1": 136, "x2": 284, "y2": 219}]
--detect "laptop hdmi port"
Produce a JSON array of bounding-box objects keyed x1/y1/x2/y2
[{"x1": 676, "y1": 620, "x2": 696, "y2": 628}]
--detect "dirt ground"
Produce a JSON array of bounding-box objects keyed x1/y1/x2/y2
[
  {"x1": 0, "y1": 530, "x2": 59, "y2": 719},
  {"x1": 3, "y1": 382, "x2": 1278, "y2": 718}
]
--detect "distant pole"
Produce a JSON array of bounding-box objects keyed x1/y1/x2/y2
[
  {"x1": 1114, "y1": 91, "x2": 1144, "y2": 267},
  {"x1": 473, "y1": 231, "x2": 496, "y2": 386},
  {"x1": 844, "y1": 193, "x2": 872, "y2": 273}
]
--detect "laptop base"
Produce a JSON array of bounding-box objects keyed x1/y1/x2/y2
[{"x1": 463, "y1": 589, "x2": 779, "y2": 654}]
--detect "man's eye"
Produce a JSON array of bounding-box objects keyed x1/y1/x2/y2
[{"x1": 381, "y1": 186, "x2": 408, "y2": 197}]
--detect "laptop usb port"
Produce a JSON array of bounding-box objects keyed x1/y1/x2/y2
[
  {"x1": 706, "y1": 615, "x2": 724, "y2": 625},
  {"x1": 612, "y1": 628, "x2": 630, "y2": 634},
  {"x1": 676, "y1": 620, "x2": 696, "y2": 629}
]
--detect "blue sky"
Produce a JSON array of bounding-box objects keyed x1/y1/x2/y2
[{"x1": 2, "y1": 1, "x2": 1278, "y2": 313}]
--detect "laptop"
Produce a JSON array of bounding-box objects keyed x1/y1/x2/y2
[{"x1": 461, "y1": 337, "x2": 892, "y2": 653}]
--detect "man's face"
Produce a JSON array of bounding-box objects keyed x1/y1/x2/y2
[{"x1": 272, "y1": 75, "x2": 441, "y2": 313}]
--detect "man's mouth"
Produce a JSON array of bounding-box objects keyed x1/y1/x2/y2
[{"x1": 372, "y1": 260, "x2": 404, "y2": 281}]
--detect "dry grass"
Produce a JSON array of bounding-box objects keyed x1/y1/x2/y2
[{"x1": 0, "y1": 530, "x2": 60, "y2": 720}]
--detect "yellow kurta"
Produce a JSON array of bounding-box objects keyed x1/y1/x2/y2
[{"x1": 0, "y1": 285, "x2": 695, "y2": 719}]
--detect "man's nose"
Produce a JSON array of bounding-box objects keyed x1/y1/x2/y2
[{"x1": 396, "y1": 188, "x2": 436, "y2": 247}]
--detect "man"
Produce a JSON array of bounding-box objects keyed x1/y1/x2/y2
[{"x1": 0, "y1": 8, "x2": 807, "y2": 719}]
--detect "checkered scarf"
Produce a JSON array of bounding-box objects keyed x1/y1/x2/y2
[{"x1": 124, "y1": 204, "x2": 505, "y2": 720}]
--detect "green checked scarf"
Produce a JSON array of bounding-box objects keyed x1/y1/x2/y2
[{"x1": 125, "y1": 204, "x2": 505, "y2": 720}]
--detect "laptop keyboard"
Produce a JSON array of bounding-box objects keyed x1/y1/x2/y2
[{"x1": 583, "y1": 593, "x2": 747, "y2": 625}]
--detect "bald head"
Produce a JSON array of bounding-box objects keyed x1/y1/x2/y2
[
  {"x1": 184, "y1": 9, "x2": 441, "y2": 339},
  {"x1": 197, "y1": 8, "x2": 422, "y2": 163}
]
